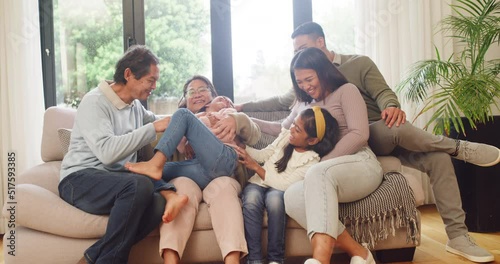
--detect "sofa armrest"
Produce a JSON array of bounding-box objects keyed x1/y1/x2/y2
[
  {"x1": 41, "y1": 106, "x2": 76, "y2": 162},
  {"x1": 377, "y1": 156, "x2": 401, "y2": 173},
  {"x1": 18, "y1": 161, "x2": 62, "y2": 195},
  {"x1": 3, "y1": 184, "x2": 107, "y2": 238}
]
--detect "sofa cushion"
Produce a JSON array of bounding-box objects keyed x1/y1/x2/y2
[
  {"x1": 5, "y1": 184, "x2": 108, "y2": 238},
  {"x1": 18, "y1": 161, "x2": 62, "y2": 194},
  {"x1": 41, "y1": 107, "x2": 76, "y2": 162},
  {"x1": 58, "y1": 128, "x2": 72, "y2": 156}
]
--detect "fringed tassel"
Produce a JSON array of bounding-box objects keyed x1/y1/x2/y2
[
  {"x1": 390, "y1": 210, "x2": 396, "y2": 236},
  {"x1": 378, "y1": 211, "x2": 388, "y2": 241},
  {"x1": 338, "y1": 172, "x2": 420, "y2": 248}
]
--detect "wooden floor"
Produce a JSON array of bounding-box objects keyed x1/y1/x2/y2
[{"x1": 0, "y1": 205, "x2": 498, "y2": 263}]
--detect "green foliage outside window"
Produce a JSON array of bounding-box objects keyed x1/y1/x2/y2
[{"x1": 54, "y1": 0, "x2": 209, "y2": 107}]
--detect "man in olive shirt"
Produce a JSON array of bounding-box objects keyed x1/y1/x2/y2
[{"x1": 236, "y1": 22, "x2": 498, "y2": 263}]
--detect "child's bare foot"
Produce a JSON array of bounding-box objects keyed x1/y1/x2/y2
[
  {"x1": 125, "y1": 161, "x2": 163, "y2": 180},
  {"x1": 162, "y1": 194, "x2": 189, "y2": 223}
]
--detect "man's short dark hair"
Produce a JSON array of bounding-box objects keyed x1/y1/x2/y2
[
  {"x1": 113, "y1": 45, "x2": 160, "y2": 85},
  {"x1": 291, "y1": 22, "x2": 325, "y2": 40}
]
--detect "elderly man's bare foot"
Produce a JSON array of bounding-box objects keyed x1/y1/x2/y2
[
  {"x1": 125, "y1": 161, "x2": 163, "y2": 180},
  {"x1": 162, "y1": 194, "x2": 189, "y2": 223}
]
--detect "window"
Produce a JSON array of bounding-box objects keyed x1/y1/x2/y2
[
  {"x1": 231, "y1": 0, "x2": 294, "y2": 104},
  {"x1": 144, "y1": 0, "x2": 212, "y2": 115},
  {"x1": 52, "y1": 0, "x2": 123, "y2": 107},
  {"x1": 43, "y1": 1, "x2": 349, "y2": 110},
  {"x1": 313, "y1": 0, "x2": 355, "y2": 54}
]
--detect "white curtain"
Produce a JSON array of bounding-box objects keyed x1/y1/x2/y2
[
  {"x1": 0, "y1": 0, "x2": 45, "y2": 233},
  {"x1": 353, "y1": 0, "x2": 454, "y2": 204}
]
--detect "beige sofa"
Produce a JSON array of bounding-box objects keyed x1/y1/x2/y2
[{"x1": 3, "y1": 106, "x2": 422, "y2": 264}]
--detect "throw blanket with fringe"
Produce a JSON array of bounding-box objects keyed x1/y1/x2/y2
[{"x1": 339, "y1": 171, "x2": 419, "y2": 249}]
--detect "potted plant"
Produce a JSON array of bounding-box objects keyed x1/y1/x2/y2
[
  {"x1": 397, "y1": 0, "x2": 500, "y2": 233},
  {"x1": 396, "y1": 0, "x2": 500, "y2": 136}
]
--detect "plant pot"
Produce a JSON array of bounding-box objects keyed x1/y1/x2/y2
[{"x1": 449, "y1": 116, "x2": 500, "y2": 233}]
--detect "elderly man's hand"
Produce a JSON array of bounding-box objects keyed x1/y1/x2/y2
[
  {"x1": 153, "y1": 116, "x2": 171, "y2": 132},
  {"x1": 381, "y1": 107, "x2": 406, "y2": 128},
  {"x1": 213, "y1": 116, "x2": 237, "y2": 141}
]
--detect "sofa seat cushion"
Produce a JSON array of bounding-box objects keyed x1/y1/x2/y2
[
  {"x1": 10, "y1": 172, "x2": 417, "y2": 250},
  {"x1": 192, "y1": 203, "x2": 213, "y2": 230},
  {"x1": 5, "y1": 184, "x2": 108, "y2": 238}
]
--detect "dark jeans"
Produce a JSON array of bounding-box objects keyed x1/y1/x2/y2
[
  {"x1": 59, "y1": 168, "x2": 172, "y2": 264},
  {"x1": 242, "y1": 183, "x2": 286, "y2": 264}
]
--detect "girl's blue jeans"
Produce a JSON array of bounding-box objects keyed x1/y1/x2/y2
[{"x1": 242, "y1": 183, "x2": 286, "y2": 264}]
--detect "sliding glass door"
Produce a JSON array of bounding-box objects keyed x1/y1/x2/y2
[
  {"x1": 144, "y1": 0, "x2": 212, "y2": 115},
  {"x1": 52, "y1": 0, "x2": 123, "y2": 107},
  {"x1": 41, "y1": 0, "x2": 331, "y2": 111},
  {"x1": 231, "y1": 0, "x2": 294, "y2": 104}
]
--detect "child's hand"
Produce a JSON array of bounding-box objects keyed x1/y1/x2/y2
[{"x1": 234, "y1": 146, "x2": 258, "y2": 170}]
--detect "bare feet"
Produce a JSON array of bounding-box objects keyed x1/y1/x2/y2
[
  {"x1": 163, "y1": 194, "x2": 188, "y2": 223},
  {"x1": 125, "y1": 161, "x2": 163, "y2": 180}
]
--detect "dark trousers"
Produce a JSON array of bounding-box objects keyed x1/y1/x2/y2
[{"x1": 59, "y1": 168, "x2": 166, "y2": 264}]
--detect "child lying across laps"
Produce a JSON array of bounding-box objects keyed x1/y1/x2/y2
[
  {"x1": 125, "y1": 97, "x2": 258, "y2": 192},
  {"x1": 177, "y1": 95, "x2": 241, "y2": 156},
  {"x1": 197, "y1": 95, "x2": 236, "y2": 131},
  {"x1": 236, "y1": 106, "x2": 340, "y2": 264}
]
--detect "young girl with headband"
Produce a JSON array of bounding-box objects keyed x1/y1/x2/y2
[{"x1": 234, "y1": 106, "x2": 340, "y2": 264}]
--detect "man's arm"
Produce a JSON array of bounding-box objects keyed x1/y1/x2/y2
[
  {"x1": 236, "y1": 89, "x2": 295, "y2": 112},
  {"x1": 346, "y1": 55, "x2": 406, "y2": 127},
  {"x1": 227, "y1": 113, "x2": 262, "y2": 145},
  {"x1": 77, "y1": 102, "x2": 157, "y2": 165},
  {"x1": 361, "y1": 59, "x2": 406, "y2": 127},
  {"x1": 250, "y1": 118, "x2": 281, "y2": 136}
]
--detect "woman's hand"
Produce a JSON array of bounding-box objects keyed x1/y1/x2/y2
[{"x1": 213, "y1": 116, "x2": 237, "y2": 141}]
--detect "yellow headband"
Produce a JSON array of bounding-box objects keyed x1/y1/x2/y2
[{"x1": 312, "y1": 106, "x2": 325, "y2": 141}]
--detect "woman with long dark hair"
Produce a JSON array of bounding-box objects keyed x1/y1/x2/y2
[{"x1": 256, "y1": 47, "x2": 382, "y2": 264}]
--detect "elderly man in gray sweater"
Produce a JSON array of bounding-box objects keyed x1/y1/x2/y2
[{"x1": 60, "y1": 45, "x2": 188, "y2": 264}]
